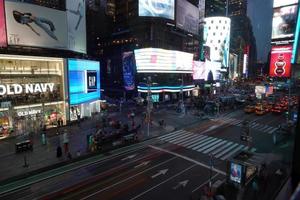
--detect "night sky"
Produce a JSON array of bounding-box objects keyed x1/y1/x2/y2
[{"x1": 247, "y1": 0, "x2": 273, "y2": 63}]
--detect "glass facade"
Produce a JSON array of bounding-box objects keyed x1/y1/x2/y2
[{"x1": 0, "y1": 55, "x2": 66, "y2": 138}]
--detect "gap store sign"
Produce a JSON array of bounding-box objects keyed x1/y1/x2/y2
[{"x1": 68, "y1": 59, "x2": 100, "y2": 105}]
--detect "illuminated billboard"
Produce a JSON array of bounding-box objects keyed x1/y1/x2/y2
[
  {"x1": 5, "y1": 0, "x2": 68, "y2": 49},
  {"x1": 0, "y1": 0, "x2": 7, "y2": 47},
  {"x1": 203, "y1": 17, "x2": 231, "y2": 70},
  {"x1": 68, "y1": 59, "x2": 100, "y2": 105},
  {"x1": 273, "y1": 0, "x2": 298, "y2": 8},
  {"x1": 205, "y1": 61, "x2": 221, "y2": 81},
  {"x1": 139, "y1": 0, "x2": 175, "y2": 20},
  {"x1": 176, "y1": 0, "x2": 199, "y2": 35},
  {"x1": 269, "y1": 45, "x2": 292, "y2": 78},
  {"x1": 272, "y1": 5, "x2": 298, "y2": 40},
  {"x1": 193, "y1": 61, "x2": 206, "y2": 80},
  {"x1": 66, "y1": 0, "x2": 86, "y2": 53},
  {"x1": 134, "y1": 48, "x2": 193, "y2": 73},
  {"x1": 122, "y1": 52, "x2": 136, "y2": 91}
]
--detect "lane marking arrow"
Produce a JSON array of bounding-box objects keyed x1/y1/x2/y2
[
  {"x1": 121, "y1": 154, "x2": 137, "y2": 161},
  {"x1": 173, "y1": 180, "x2": 189, "y2": 190},
  {"x1": 134, "y1": 161, "x2": 150, "y2": 168},
  {"x1": 151, "y1": 169, "x2": 168, "y2": 179}
]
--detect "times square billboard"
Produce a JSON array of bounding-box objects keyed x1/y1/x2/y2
[
  {"x1": 269, "y1": 45, "x2": 293, "y2": 78},
  {"x1": 139, "y1": 0, "x2": 175, "y2": 20},
  {"x1": 4, "y1": 0, "x2": 86, "y2": 53}
]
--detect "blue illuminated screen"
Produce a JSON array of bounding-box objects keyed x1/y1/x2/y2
[
  {"x1": 139, "y1": 0, "x2": 175, "y2": 20},
  {"x1": 68, "y1": 59, "x2": 100, "y2": 105}
]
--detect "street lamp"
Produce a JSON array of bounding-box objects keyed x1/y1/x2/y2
[
  {"x1": 146, "y1": 76, "x2": 152, "y2": 137},
  {"x1": 178, "y1": 75, "x2": 185, "y2": 115}
]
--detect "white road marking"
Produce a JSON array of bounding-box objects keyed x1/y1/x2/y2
[
  {"x1": 192, "y1": 138, "x2": 219, "y2": 151},
  {"x1": 191, "y1": 173, "x2": 219, "y2": 193},
  {"x1": 221, "y1": 145, "x2": 245, "y2": 160},
  {"x1": 196, "y1": 139, "x2": 223, "y2": 152}
]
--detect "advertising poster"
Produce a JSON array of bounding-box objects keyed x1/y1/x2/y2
[
  {"x1": 68, "y1": 59, "x2": 100, "y2": 105},
  {"x1": 273, "y1": 0, "x2": 298, "y2": 8},
  {"x1": 203, "y1": 17, "x2": 231, "y2": 70},
  {"x1": 269, "y1": 45, "x2": 292, "y2": 78},
  {"x1": 5, "y1": 0, "x2": 68, "y2": 49},
  {"x1": 193, "y1": 61, "x2": 206, "y2": 80},
  {"x1": 139, "y1": 0, "x2": 175, "y2": 20},
  {"x1": 122, "y1": 52, "x2": 136, "y2": 91},
  {"x1": 176, "y1": 0, "x2": 199, "y2": 35},
  {"x1": 230, "y1": 163, "x2": 242, "y2": 184},
  {"x1": 0, "y1": 0, "x2": 7, "y2": 47},
  {"x1": 134, "y1": 48, "x2": 193, "y2": 73},
  {"x1": 66, "y1": 0, "x2": 86, "y2": 53},
  {"x1": 272, "y1": 5, "x2": 298, "y2": 40}
]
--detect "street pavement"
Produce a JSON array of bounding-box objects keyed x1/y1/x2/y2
[{"x1": 0, "y1": 106, "x2": 294, "y2": 200}]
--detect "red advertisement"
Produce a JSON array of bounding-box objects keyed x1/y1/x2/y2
[
  {"x1": 0, "y1": 0, "x2": 7, "y2": 47},
  {"x1": 269, "y1": 45, "x2": 292, "y2": 77}
]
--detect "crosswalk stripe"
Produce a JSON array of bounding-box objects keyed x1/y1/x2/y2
[
  {"x1": 158, "y1": 130, "x2": 185, "y2": 140},
  {"x1": 177, "y1": 134, "x2": 205, "y2": 145},
  {"x1": 250, "y1": 148, "x2": 257, "y2": 152},
  {"x1": 242, "y1": 146, "x2": 249, "y2": 151},
  {"x1": 259, "y1": 125, "x2": 270, "y2": 132},
  {"x1": 166, "y1": 132, "x2": 192, "y2": 143},
  {"x1": 265, "y1": 126, "x2": 274, "y2": 132},
  {"x1": 183, "y1": 135, "x2": 209, "y2": 147},
  {"x1": 211, "y1": 142, "x2": 233, "y2": 155},
  {"x1": 160, "y1": 130, "x2": 188, "y2": 141},
  {"x1": 215, "y1": 143, "x2": 239, "y2": 158},
  {"x1": 251, "y1": 123, "x2": 260, "y2": 128},
  {"x1": 269, "y1": 128, "x2": 278, "y2": 134},
  {"x1": 221, "y1": 145, "x2": 245, "y2": 160},
  {"x1": 187, "y1": 137, "x2": 213, "y2": 149},
  {"x1": 202, "y1": 140, "x2": 227, "y2": 154},
  {"x1": 170, "y1": 133, "x2": 197, "y2": 144},
  {"x1": 197, "y1": 139, "x2": 223, "y2": 153},
  {"x1": 192, "y1": 138, "x2": 219, "y2": 151},
  {"x1": 231, "y1": 120, "x2": 242, "y2": 126}
]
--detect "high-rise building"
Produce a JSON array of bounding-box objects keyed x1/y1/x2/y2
[{"x1": 205, "y1": 0, "x2": 226, "y2": 17}]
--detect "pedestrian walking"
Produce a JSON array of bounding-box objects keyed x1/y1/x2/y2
[
  {"x1": 56, "y1": 146, "x2": 62, "y2": 158},
  {"x1": 63, "y1": 129, "x2": 69, "y2": 154},
  {"x1": 41, "y1": 131, "x2": 47, "y2": 145}
]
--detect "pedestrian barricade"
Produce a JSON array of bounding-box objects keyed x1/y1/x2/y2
[{"x1": 15, "y1": 140, "x2": 33, "y2": 153}]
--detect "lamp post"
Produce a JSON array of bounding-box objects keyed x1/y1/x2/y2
[{"x1": 146, "y1": 76, "x2": 152, "y2": 137}]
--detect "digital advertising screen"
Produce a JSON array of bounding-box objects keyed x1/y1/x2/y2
[
  {"x1": 176, "y1": 0, "x2": 199, "y2": 35},
  {"x1": 5, "y1": 0, "x2": 68, "y2": 49},
  {"x1": 273, "y1": 0, "x2": 298, "y2": 8},
  {"x1": 230, "y1": 163, "x2": 242, "y2": 184},
  {"x1": 269, "y1": 45, "x2": 292, "y2": 78},
  {"x1": 68, "y1": 59, "x2": 100, "y2": 105},
  {"x1": 134, "y1": 48, "x2": 194, "y2": 73},
  {"x1": 193, "y1": 61, "x2": 206, "y2": 80},
  {"x1": 139, "y1": 0, "x2": 175, "y2": 20},
  {"x1": 205, "y1": 61, "x2": 222, "y2": 81},
  {"x1": 203, "y1": 17, "x2": 231, "y2": 70},
  {"x1": 0, "y1": 0, "x2": 7, "y2": 47},
  {"x1": 272, "y1": 5, "x2": 298, "y2": 40},
  {"x1": 122, "y1": 52, "x2": 136, "y2": 91},
  {"x1": 66, "y1": 0, "x2": 86, "y2": 53}
]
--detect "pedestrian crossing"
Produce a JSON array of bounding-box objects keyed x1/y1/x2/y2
[
  {"x1": 211, "y1": 117, "x2": 278, "y2": 134},
  {"x1": 158, "y1": 130, "x2": 256, "y2": 161}
]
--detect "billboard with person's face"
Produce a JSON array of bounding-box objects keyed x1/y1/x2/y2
[
  {"x1": 139, "y1": 0, "x2": 175, "y2": 20},
  {"x1": 0, "y1": 0, "x2": 7, "y2": 47},
  {"x1": 272, "y1": 5, "x2": 298, "y2": 40},
  {"x1": 5, "y1": 0, "x2": 68, "y2": 49},
  {"x1": 66, "y1": 0, "x2": 86, "y2": 53},
  {"x1": 269, "y1": 45, "x2": 293, "y2": 78},
  {"x1": 176, "y1": 0, "x2": 199, "y2": 35}
]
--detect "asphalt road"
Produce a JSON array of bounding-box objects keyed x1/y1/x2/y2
[{"x1": 0, "y1": 109, "x2": 291, "y2": 200}]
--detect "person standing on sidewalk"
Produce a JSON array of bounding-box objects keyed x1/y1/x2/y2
[{"x1": 63, "y1": 129, "x2": 69, "y2": 154}]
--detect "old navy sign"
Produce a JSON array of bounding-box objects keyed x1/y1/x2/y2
[{"x1": 0, "y1": 83, "x2": 54, "y2": 96}]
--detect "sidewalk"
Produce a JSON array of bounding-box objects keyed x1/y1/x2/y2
[{"x1": 0, "y1": 108, "x2": 178, "y2": 183}]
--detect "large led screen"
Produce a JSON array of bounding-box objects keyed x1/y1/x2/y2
[
  {"x1": 5, "y1": 0, "x2": 68, "y2": 49},
  {"x1": 176, "y1": 0, "x2": 199, "y2": 35},
  {"x1": 139, "y1": 0, "x2": 175, "y2": 20},
  {"x1": 205, "y1": 61, "x2": 221, "y2": 81},
  {"x1": 193, "y1": 61, "x2": 206, "y2": 80},
  {"x1": 68, "y1": 59, "x2": 100, "y2": 105},
  {"x1": 269, "y1": 45, "x2": 292, "y2": 78},
  {"x1": 272, "y1": 5, "x2": 298, "y2": 40},
  {"x1": 273, "y1": 0, "x2": 298, "y2": 8},
  {"x1": 122, "y1": 52, "x2": 136, "y2": 91},
  {"x1": 66, "y1": 0, "x2": 86, "y2": 54},
  {"x1": 203, "y1": 17, "x2": 231, "y2": 70},
  {"x1": 0, "y1": 0, "x2": 7, "y2": 47},
  {"x1": 134, "y1": 48, "x2": 193, "y2": 73}
]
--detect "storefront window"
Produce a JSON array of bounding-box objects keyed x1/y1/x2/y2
[{"x1": 0, "y1": 55, "x2": 66, "y2": 137}]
